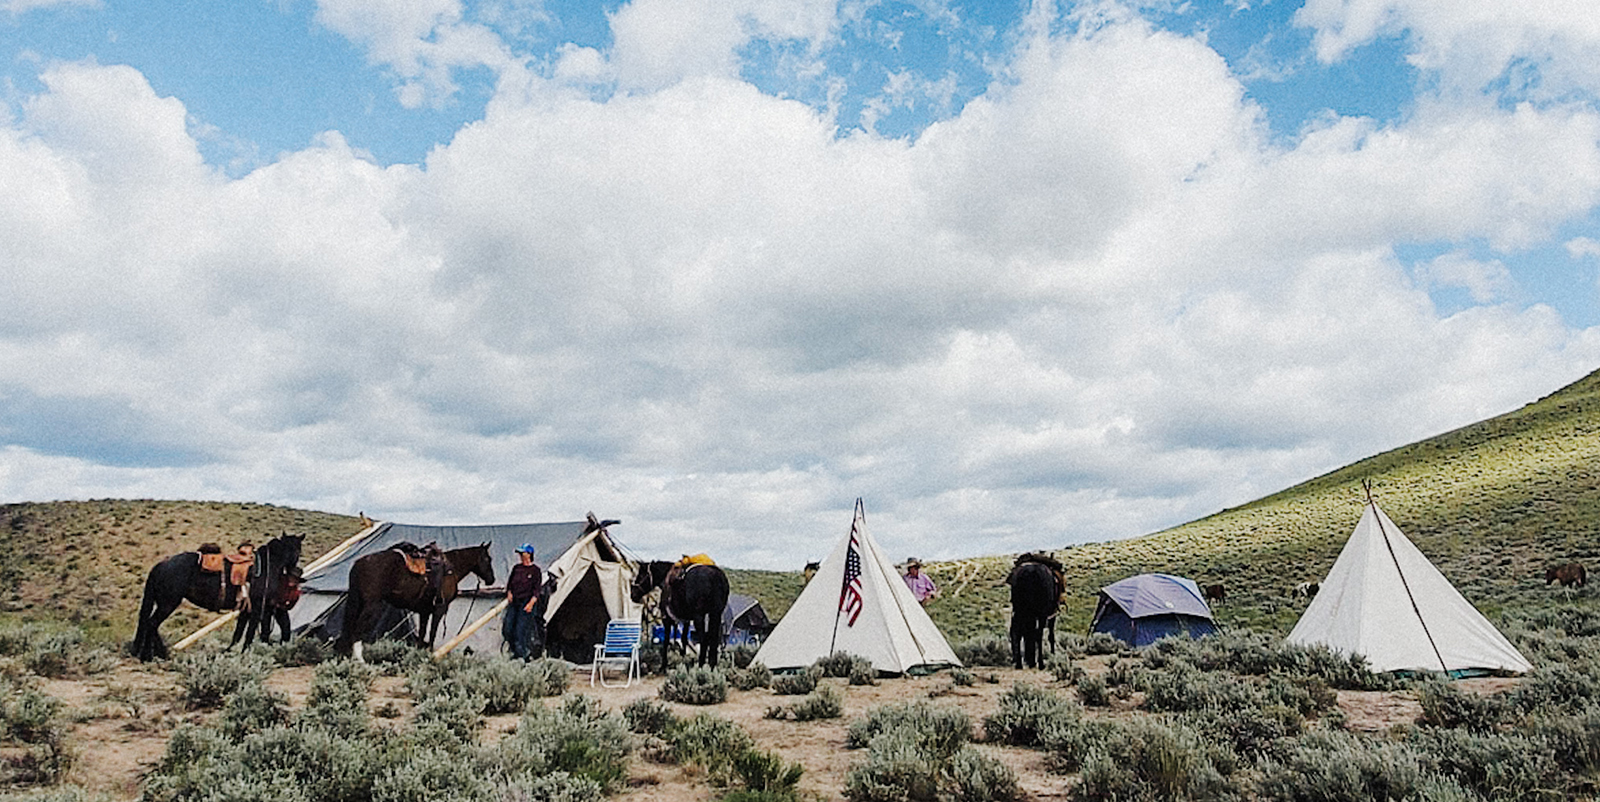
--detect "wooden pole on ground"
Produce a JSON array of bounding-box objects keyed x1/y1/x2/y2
[
  {"x1": 433, "y1": 598, "x2": 509, "y2": 660},
  {"x1": 173, "y1": 521, "x2": 384, "y2": 652}
]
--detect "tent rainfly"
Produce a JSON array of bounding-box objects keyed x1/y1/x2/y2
[
  {"x1": 289, "y1": 515, "x2": 639, "y2": 660},
  {"x1": 1089, "y1": 573, "x2": 1220, "y2": 647},
  {"x1": 754, "y1": 499, "x2": 961, "y2": 674},
  {"x1": 1285, "y1": 500, "x2": 1531, "y2": 675},
  {"x1": 722, "y1": 594, "x2": 773, "y2": 646}
]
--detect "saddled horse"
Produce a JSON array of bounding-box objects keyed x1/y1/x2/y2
[
  {"x1": 632, "y1": 560, "x2": 729, "y2": 673},
  {"x1": 231, "y1": 563, "x2": 303, "y2": 649},
  {"x1": 132, "y1": 533, "x2": 305, "y2": 662},
  {"x1": 1006, "y1": 553, "x2": 1062, "y2": 670},
  {"x1": 334, "y1": 542, "x2": 496, "y2": 660}
]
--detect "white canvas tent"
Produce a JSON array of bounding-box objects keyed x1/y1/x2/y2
[
  {"x1": 755, "y1": 499, "x2": 961, "y2": 674},
  {"x1": 1285, "y1": 500, "x2": 1531, "y2": 675},
  {"x1": 289, "y1": 515, "x2": 639, "y2": 660}
]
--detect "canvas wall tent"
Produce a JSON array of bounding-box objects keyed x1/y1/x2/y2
[
  {"x1": 289, "y1": 516, "x2": 639, "y2": 660},
  {"x1": 754, "y1": 500, "x2": 961, "y2": 674},
  {"x1": 1089, "y1": 573, "x2": 1220, "y2": 647},
  {"x1": 723, "y1": 594, "x2": 772, "y2": 646},
  {"x1": 1285, "y1": 500, "x2": 1531, "y2": 675}
]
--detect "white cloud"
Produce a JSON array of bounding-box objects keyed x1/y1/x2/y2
[
  {"x1": 607, "y1": 0, "x2": 841, "y2": 91},
  {"x1": 1296, "y1": 0, "x2": 1600, "y2": 98},
  {"x1": 313, "y1": 0, "x2": 517, "y2": 106},
  {"x1": 1, "y1": 0, "x2": 95, "y2": 13},
  {"x1": 1416, "y1": 252, "x2": 1512, "y2": 303},
  {"x1": 4, "y1": 0, "x2": 1600, "y2": 568}
]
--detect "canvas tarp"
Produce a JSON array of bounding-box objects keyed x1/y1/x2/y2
[
  {"x1": 754, "y1": 500, "x2": 961, "y2": 674},
  {"x1": 290, "y1": 517, "x2": 637, "y2": 659},
  {"x1": 1089, "y1": 573, "x2": 1219, "y2": 647},
  {"x1": 1285, "y1": 502, "x2": 1531, "y2": 675}
]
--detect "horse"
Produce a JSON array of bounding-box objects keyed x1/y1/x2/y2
[
  {"x1": 1006, "y1": 554, "x2": 1062, "y2": 670},
  {"x1": 131, "y1": 533, "x2": 305, "y2": 662},
  {"x1": 1294, "y1": 581, "x2": 1320, "y2": 599},
  {"x1": 231, "y1": 562, "x2": 303, "y2": 650},
  {"x1": 802, "y1": 561, "x2": 820, "y2": 584},
  {"x1": 334, "y1": 542, "x2": 496, "y2": 660},
  {"x1": 1546, "y1": 562, "x2": 1587, "y2": 589},
  {"x1": 1203, "y1": 584, "x2": 1226, "y2": 605},
  {"x1": 632, "y1": 560, "x2": 729, "y2": 674}
]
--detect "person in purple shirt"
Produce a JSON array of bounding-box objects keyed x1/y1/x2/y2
[
  {"x1": 503, "y1": 544, "x2": 542, "y2": 660},
  {"x1": 903, "y1": 558, "x2": 938, "y2": 605}
]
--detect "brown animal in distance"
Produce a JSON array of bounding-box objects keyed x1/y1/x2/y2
[
  {"x1": 1546, "y1": 562, "x2": 1587, "y2": 588},
  {"x1": 1202, "y1": 584, "x2": 1226, "y2": 605}
]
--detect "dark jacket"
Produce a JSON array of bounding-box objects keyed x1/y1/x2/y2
[{"x1": 507, "y1": 562, "x2": 542, "y2": 605}]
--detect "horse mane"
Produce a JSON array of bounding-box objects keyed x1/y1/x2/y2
[{"x1": 1014, "y1": 551, "x2": 1063, "y2": 573}]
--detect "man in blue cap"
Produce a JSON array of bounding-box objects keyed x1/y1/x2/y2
[{"x1": 503, "y1": 543, "x2": 542, "y2": 660}]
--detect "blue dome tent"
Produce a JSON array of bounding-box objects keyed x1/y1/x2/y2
[{"x1": 1089, "y1": 573, "x2": 1219, "y2": 647}]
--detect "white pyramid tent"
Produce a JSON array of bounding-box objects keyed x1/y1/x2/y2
[
  {"x1": 755, "y1": 500, "x2": 961, "y2": 674},
  {"x1": 1285, "y1": 500, "x2": 1531, "y2": 674}
]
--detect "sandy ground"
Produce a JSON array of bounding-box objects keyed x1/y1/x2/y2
[{"x1": 27, "y1": 657, "x2": 1519, "y2": 801}]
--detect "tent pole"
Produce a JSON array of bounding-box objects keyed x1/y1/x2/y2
[
  {"x1": 434, "y1": 599, "x2": 510, "y2": 659},
  {"x1": 174, "y1": 520, "x2": 383, "y2": 651},
  {"x1": 1365, "y1": 483, "x2": 1449, "y2": 674}
]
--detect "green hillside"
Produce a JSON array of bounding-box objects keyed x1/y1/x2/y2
[
  {"x1": 909, "y1": 366, "x2": 1600, "y2": 642},
  {"x1": 4, "y1": 367, "x2": 1597, "y2": 646}
]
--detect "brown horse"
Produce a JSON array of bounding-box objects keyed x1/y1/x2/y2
[
  {"x1": 1546, "y1": 562, "x2": 1587, "y2": 589},
  {"x1": 132, "y1": 534, "x2": 304, "y2": 661},
  {"x1": 1007, "y1": 553, "x2": 1062, "y2": 670},
  {"x1": 632, "y1": 560, "x2": 729, "y2": 673},
  {"x1": 334, "y1": 542, "x2": 496, "y2": 660}
]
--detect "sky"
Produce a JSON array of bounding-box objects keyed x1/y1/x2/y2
[{"x1": 3, "y1": 0, "x2": 1599, "y2": 570}]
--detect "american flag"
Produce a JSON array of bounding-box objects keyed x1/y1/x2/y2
[{"x1": 838, "y1": 515, "x2": 865, "y2": 627}]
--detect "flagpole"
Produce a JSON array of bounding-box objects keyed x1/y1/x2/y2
[{"x1": 830, "y1": 498, "x2": 864, "y2": 655}]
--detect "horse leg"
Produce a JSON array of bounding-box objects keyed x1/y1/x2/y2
[
  {"x1": 704, "y1": 611, "x2": 723, "y2": 668},
  {"x1": 1009, "y1": 616, "x2": 1024, "y2": 669},
  {"x1": 144, "y1": 597, "x2": 182, "y2": 661}
]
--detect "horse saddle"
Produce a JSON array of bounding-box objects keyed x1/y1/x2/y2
[{"x1": 198, "y1": 552, "x2": 254, "y2": 588}]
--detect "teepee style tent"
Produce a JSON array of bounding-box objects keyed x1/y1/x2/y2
[
  {"x1": 1285, "y1": 500, "x2": 1532, "y2": 675},
  {"x1": 290, "y1": 515, "x2": 638, "y2": 659},
  {"x1": 755, "y1": 500, "x2": 961, "y2": 674},
  {"x1": 1089, "y1": 574, "x2": 1220, "y2": 647}
]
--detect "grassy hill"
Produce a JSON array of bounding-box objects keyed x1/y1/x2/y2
[
  {"x1": 909, "y1": 366, "x2": 1600, "y2": 642},
  {"x1": 4, "y1": 366, "x2": 1597, "y2": 647}
]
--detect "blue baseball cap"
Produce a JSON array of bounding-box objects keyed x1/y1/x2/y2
[{"x1": 516, "y1": 543, "x2": 536, "y2": 554}]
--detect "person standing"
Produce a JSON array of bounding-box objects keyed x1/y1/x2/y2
[
  {"x1": 903, "y1": 558, "x2": 938, "y2": 605},
  {"x1": 503, "y1": 544, "x2": 542, "y2": 661}
]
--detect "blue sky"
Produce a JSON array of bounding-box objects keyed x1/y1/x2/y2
[{"x1": 3, "y1": 0, "x2": 1599, "y2": 567}]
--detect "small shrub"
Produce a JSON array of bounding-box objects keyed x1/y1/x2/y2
[
  {"x1": 173, "y1": 650, "x2": 273, "y2": 709},
  {"x1": 217, "y1": 682, "x2": 289, "y2": 739},
  {"x1": 666, "y1": 714, "x2": 755, "y2": 782},
  {"x1": 787, "y1": 684, "x2": 844, "y2": 722},
  {"x1": 729, "y1": 662, "x2": 773, "y2": 691},
  {"x1": 662, "y1": 666, "x2": 729, "y2": 705},
  {"x1": 813, "y1": 652, "x2": 861, "y2": 678},
  {"x1": 1045, "y1": 651, "x2": 1081, "y2": 683},
  {"x1": 1256, "y1": 730, "x2": 1430, "y2": 802},
  {"x1": 848, "y1": 658, "x2": 878, "y2": 686},
  {"x1": 496, "y1": 695, "x2": 632, "y2": 792},
  {"x1": 299, "y1": 657, "x2": 375, "y2": 736},
  {"x1": 1416, "y1": 680, "x2": 1509, "y2": 733},
  {"x1": 1082, "y1": 632, "x2": 1124, "y2": 656},
  {"x1": 731, "y1": 748, "x2": 804, "y2": 793},
  {"x1": 411, "y1": 691, "x2": 484, "y2": 742},
  {"x1": 623, "y1": 697, "x2": 676, "y2": 735},
  {"x1": 953, "y1": 635, "x2": 1012, "y2": 667},
  {"x1": 268, "y1": 636, "x2": 333, "y2": 668},
  {"x1": 770, "y1": 667, "x2": 822, "y2": 696},
  {"x1": 983, "y1": 683, "x2": 1080, "y2": 747},
  {"x1": 844, "y1": 707, "x2": 1018, "y2": 802},
  {"x1": 0, "y1": 678, "x2": 73, "y2": 785},
  {"x1": 847, "y1": 700, "x2": 972, "y2": 754},
  {"x1": 1076, "y1": 676, "x2": 1111, "y2": 707}
]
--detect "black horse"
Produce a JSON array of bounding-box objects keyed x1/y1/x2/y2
[
  {"x1": 334, "y1": 542, "x2": 496, "y2": 660},
  {"x1": 1006, "y1": 555, "x2": 1062, "y2": 670},
  {"x1": 632, "y1": 560, "x2": 729, "y2": 673},
  {"x1": 230, "y1": 561, "x2": 303, "y2": 650},
  {"x1": 132, "y1": 533, "x2": 305, "y2": 662}
]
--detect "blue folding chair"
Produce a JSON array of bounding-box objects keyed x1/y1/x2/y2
[{"x1": 591, "y1": 619, "x2": 643, "y2": 688}]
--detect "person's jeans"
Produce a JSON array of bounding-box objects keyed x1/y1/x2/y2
[{"x1": 503, "y1": 602, "x2": 535, "y2": 660}]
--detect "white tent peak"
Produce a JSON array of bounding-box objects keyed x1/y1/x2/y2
[
  {"x1": 755, "y1": 499, "x2": 961, "y2": 674},
  {"x1": 1285, "y1": 499, "x2": 1531, "y2": 675}
]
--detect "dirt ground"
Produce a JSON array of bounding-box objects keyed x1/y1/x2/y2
[{"x1": 31, "y1": 657, "x2": 1519, "y2": 802}]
